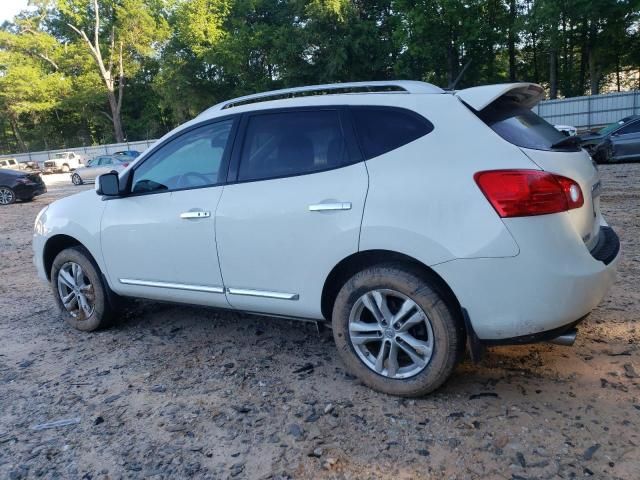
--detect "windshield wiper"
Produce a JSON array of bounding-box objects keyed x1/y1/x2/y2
[{"x1": 551, "y1": 135, "x2": 582, "y2": 150}]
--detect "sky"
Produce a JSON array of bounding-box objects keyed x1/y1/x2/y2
[{"x1": 0, "y1": 0, "x2": 31, "y2": 23}]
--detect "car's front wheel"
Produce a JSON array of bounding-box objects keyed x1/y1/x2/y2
[
  {"x1": 71, "y1": 173, "x2": 83, "y2": 185},
  {"x1": 51, "y1": 247, "x2": 114, "y2": 331},
  {"x1": 332, "y1": 264, "x2": 465, "y2": 397}
]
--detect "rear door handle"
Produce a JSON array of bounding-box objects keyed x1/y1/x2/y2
[
  {"x1": 308, "y1": 202, "x2": 352, "y2": 212},
  {"x1": 180, "y1": 210, "x2": 211, "y2": 219}
]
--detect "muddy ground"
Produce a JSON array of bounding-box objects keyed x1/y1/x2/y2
[{"x1": 0, "y1": 167, "x2": 639, "y2": 480}]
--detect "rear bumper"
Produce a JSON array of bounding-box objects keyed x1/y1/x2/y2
[
  {"x1": 434, "y1": 217, "x2": 620, "y2": 341},
  {"x1": 14, "y1": 184, "x2": 47, "y2": 200}
]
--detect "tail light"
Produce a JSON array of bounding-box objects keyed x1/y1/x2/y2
[{"x1": 474, "y1": 169, "x2": 584, "y2": 218}]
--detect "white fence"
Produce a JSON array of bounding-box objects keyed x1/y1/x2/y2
[
  {"x1": 534, "y1": 90, "x2": 640, "y2": 131},
  {"x1": 0, "y1": 139, "x2": 157, "y2": 164}
]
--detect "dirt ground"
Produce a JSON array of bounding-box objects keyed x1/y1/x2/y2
[{"x1": 0, "y1": 167, "x2": 639, "y2": 480}]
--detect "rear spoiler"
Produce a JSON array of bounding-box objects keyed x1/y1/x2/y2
[{"x1": 455, "y1": 83, "x2": 545, "y2": 111}]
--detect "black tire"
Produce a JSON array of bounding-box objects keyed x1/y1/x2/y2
[
  {"x1": 50, "y1": 246, "x2": 115, "y2": 331},
  {"x1": 72, "y1": 173, "x2": 83, "y2": 185},
  {"x1": 332, "y1": 264, "x2": 465, "y2": 397},
  {"x1": 61, "y1": 164, "x2": 70, "y2": 173},
  {"x1": 0, "y1": 187, "x2": 16, "y2": 205}
]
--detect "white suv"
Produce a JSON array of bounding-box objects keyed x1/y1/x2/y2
[{"x1": 33, "y1": 81, "x2": 620, "y2": 396}]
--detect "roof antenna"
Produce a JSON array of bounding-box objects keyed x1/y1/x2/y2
[{"x1": 448, "y1": 59, "x2": 472, "y2": 90}]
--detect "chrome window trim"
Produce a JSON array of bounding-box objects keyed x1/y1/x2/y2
[
  {"x1": 226, "y1": 288, "x2": 299, "y2": 301},
  {"x1": 119, "y1": 278, "x2": 224, "y2": 294}
]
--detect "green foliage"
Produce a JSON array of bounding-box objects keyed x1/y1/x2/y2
[{"x1": 0, "y1": 0, "x2": 639, "y2": 154}]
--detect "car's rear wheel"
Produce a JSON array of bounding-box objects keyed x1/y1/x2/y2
[
  {"x1": 0, "y1": 187, "x2": 16, "y2": 205},
  {"x1": 332, "y1": 264, "x2": 465, "y2": 397},
  {"x1": 51, "y1": 247, "x2": 114, "y2": 331},
  {"x1": 61, "y1": 164, "x2": 70, "y2": 173},
  {"x1": 72, "y1": 173, "x2": 83, "y2": 185}
]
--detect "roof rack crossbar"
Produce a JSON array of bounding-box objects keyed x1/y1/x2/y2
[{"x1": 202, "y1": 80, "x2": 443, "y2": 114}]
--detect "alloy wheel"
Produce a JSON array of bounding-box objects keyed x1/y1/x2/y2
[
  {"x1": 348, "y1": 289, "x2": 435, "y2": 379},
  {"x1": 0, "y1": 188, "x2": 15, "y2": 205},
  {"x1": 56, "y1": 262, "x2": 95, "y2": 320}
]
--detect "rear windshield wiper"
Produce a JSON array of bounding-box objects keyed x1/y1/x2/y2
[{"x1": 551, "y1": 135, "x2": 582, "y2": 150}]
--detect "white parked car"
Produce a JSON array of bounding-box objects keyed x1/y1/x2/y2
[
  {"x1": 42, "y1": 151, "x2": 84, "y2": 174},
  {"x1": 33, "y1": 81, "x2": 619, "y2": 396},
  {"x1": 554, "y1": 124, "x2": 578, "y2": 137}
]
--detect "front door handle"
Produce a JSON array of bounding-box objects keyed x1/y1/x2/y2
[
  {"x1": 308, "y1": 202, "x2": 352, "y2": 212},
  {"x1": 180, "y1": 210, "x2": 211, "y2": 219}
]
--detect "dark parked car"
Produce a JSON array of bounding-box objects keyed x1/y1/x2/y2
[
  {"x1": 0, "y1": 169, "x2": 47, "y2": 205},
  {"x1": 581, "y1": 115, "x2": 640, "y2": 163}
]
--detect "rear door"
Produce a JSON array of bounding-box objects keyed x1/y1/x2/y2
[
  {"x1": 611, "y1": 120, "x2": 640, "y2": 161},
  {"x1": 215, "y1": 107, "x2": 367, "y2": 319}
]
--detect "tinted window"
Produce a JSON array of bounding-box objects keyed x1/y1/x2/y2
[
  {"x1": 238, "y1": 110, "x2": 349, "y2": 181},
  {"x1": 132, "y1": 120, "x2": 233, "y2": 193},
  {"x1": 477, "y1": 98, "x2": 575, "y2": 151},
  {"x1": 351, "y1": 107, "x2": 433, "y2": 159},
  {"x1": 617, "y1": 121, "x2": 640, "y2": 135}
]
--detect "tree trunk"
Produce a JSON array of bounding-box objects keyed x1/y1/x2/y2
[
  {"x1": 588, "y1": 46, "x2": 599, "y2": 95},
  {"x1": 508, "y1": 0, "x2": 517, "y2": 81},
  {"x1": 9, "y1": 115, "x2": 27, "y2": 152},
  {"x1": 549, "y1": 48, "x2": 558, "y2": 99},
  {"x1": 107, "y1": 91, "x2": 124, "y2": 142}
]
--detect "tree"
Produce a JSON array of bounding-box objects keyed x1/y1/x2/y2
[{"x1": 56, "y1": 0, "x2": 168, "y2": 141}]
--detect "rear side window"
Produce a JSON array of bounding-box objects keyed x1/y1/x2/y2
[
  {"x1": 351, "y1": 107, "x2": 434, "y2": 159},
  {"x1": 238, "y1": 110, "x2": 352, "y2": 181},
  {"x1": 477, "y1": 98, "x2": 575, "y2": 151}
]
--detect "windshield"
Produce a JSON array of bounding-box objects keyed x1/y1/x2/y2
[
  {"x1": 598, "y1": 121, "x2": 625, "y2": 135},
  {"x1": 477, "y1": 98, "x2": 577, "y2": 151},
  {"x1": 54, "y1": 153, "x2": 66, "y2": 158}
]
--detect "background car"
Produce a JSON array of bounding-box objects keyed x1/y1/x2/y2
[
  {"x1": 554, "y1": 124, "x2": 577, "y2": 137},
  {"x1": 0, "y1": 158, "x2": 25, "y2": 170},
  {"x1": 0, "y1": 169, "x2": 46, "y2": 205},
  {"x1": 71, "y1": 155, "x2": 130, "y2": 185},
  {"x1": 581, "y1": 115, "x2": 640, "y2": 163},
  {"x1": 42, "y1": 151, "x2": 84, "y2": 174},
  {"x1": 113, "y1": 150, "x2": 141, "y2": 159}
]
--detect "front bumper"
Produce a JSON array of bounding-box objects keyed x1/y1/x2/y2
[{"x1": 434, "y1": 218, "x2": 620, "y2": 341}]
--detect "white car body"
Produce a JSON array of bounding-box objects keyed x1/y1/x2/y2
[
  {"x1": 555, "y1": 124, "x2": 578, "y2": 137},
  {"x1": 33, "y1": 81, "x2": 619, "y2": 346}
]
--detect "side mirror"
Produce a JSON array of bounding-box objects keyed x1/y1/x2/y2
[{"x1": 96, "y1": 172, "x2": 120, "y2": 196}]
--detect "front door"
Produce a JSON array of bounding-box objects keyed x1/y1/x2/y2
[
  {"x1": 101, "y1": 118, "x2": 237, "y2": 307},
  {"x1": 216, "y1": 108, "x2": 368, "y2": 319}
]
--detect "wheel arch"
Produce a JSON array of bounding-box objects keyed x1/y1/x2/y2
[
  {"x1": 321, "y1": 249, "x2": 464, "y2": 325},
  {"x1": 43, "y1": 234, "x2": 98, "y2": 281}
]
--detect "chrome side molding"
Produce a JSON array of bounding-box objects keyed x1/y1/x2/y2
[
  {"x1": 226, "y1": 288, "x2": 299, "y2": 300},
  {"x1": 119, "y1": 278, "x2": 224, "y2": 294}
]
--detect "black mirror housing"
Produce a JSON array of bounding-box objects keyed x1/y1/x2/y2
[{"x1": 96, "y1": 172, "x2": 120, "y2": 196}]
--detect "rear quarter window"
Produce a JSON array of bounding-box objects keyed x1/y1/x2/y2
[{"x1": 351, "y1": 107, "x2": 434, "y2": 159}]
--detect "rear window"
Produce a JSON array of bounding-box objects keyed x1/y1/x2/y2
[
  {"x1": 477, "y1": 98, "x2": 576, "y2": 151},
  {"x1": 351, "y1": 107, "x2": 434, "y2": 159}
]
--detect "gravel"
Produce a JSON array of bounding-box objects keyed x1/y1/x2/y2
[{"x1": 0, "y1": 167, "x2": 639, "y2": 478}]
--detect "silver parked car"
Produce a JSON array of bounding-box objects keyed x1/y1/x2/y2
[{"x1": 71, "y1": 155, "x2": 130, "y2": 185}]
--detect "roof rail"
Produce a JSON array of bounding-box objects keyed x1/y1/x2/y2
[{"x1": 200, "y1": 80, "x2": 443, "y2": 116}]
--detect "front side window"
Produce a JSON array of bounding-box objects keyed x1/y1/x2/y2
[
  {"x1": 351, "y1": 107, "x2": 434, "y2": 159},
  {"x1": 477, "y1": 98, "x2": 576, "y2": 151},
  {"x1": 238, "y1": 110, "x2": 349, "y2": 181},
  {"x1": 132, "y1": 120, "x2": 233, "y2": 193},
  {"x1": 617, "y1": 121, "x2": 640, "y2": 135}
]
